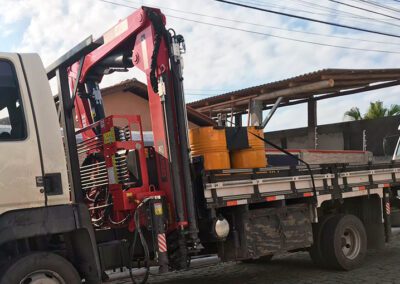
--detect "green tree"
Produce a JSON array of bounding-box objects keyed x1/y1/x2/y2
[
  {"x1": 344, "y1": 101, "x2": 400, "y2": 120},
  {"x1": 344, "y1": 107, "x2": 362, "y2": 121},
  {"x1": 387, "y1": 104, "x2": 400, "y2": 116},
  {"x1": 364, "y1": 101, "x2": 387, "y2": 119}
]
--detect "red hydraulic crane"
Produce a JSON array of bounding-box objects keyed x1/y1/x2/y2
[{"x1": 67, "y1": 6, "x2": 199, "y2": 270}]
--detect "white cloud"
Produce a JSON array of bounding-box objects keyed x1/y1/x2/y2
[{"x1": 1, "y1": 0, "x2": 399, "y2": 130}]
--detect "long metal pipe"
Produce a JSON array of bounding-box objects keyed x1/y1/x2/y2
[{"x1": 256, "y1": 79, "x2": 334, "y2": 101}]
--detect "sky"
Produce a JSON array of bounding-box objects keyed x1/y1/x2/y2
[{"x1": 1, "y1": 0, "x2": 400, "y2": 131}]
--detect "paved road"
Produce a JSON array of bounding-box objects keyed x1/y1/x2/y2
[{"x1": 109, "y1": 229, "x2": 400, "y2": 284}]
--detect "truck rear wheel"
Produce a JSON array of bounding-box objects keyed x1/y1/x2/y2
[
  {"x1": 0, "y1": 252, "x2": 81, "y2": 284},
  {"x1": 321, "y1": 214, "x2": 367, "y2": 270},
  {"x1": 309, "y1": 214, "x2": 335, "y2": 267}
]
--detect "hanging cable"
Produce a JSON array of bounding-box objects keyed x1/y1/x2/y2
[
  {"x1": 353, "y1": 0, "x2": 400, "y2": 14},
  {"x1": 115, "y1": 0, "x2": 400, "y2": 46},
  {"x1": 100, "y1": 0, "x2": 400, "y2": 54},
  {"x1": 328, "y1": 0, "x2": 400, "y2": 21},
  {"x1": 215, "y1": 0, "x2": 400, "y2": 38}
]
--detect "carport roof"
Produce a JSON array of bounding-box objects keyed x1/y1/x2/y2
[{"x1": 188, "y1": 68, "x2": 400, "y2": 115}]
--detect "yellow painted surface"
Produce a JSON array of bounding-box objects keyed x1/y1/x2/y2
[
  {"x1": 231, "y1": 127, "x2": 267, "y2": 169},
  {"x1": 189, "y1": 127, "x2": 230, "y2": 170}
]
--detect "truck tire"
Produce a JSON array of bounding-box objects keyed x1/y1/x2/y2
[
  {"x1": 321, "y1": 214, "x2": 367, "y2": 271},
  {"x1": 309, "y1": 214, "x2": 335, "y2": 267},
  {"x1": 0, "y1": 252, "x2": 81, "y2": 284}
]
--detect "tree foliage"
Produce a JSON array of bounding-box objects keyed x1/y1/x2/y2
[
  {"x1": 344, "y1": 101, "x2": 400, "y2": 121},
  {"x1": 344, "y1": 107, "x2": 362, "y2": 121}
]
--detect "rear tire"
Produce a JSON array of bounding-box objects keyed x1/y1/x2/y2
[
  {"x1": 309, "y1": 214, "x2": 335, "y2": 267},
  {"x1": 321, "y1": 214, "x2": 367, "y2": 271},
  {"x1": 0, "y1": 252, "x2": 81, "y2": 284}
]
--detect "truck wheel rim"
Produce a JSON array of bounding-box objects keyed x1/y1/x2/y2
[
  {"x1": 341, "y1": 226, "x2": 361, "y2": 260},
  {"x1": 20, "y1": 270, "x2": 66, "y2": 284}
]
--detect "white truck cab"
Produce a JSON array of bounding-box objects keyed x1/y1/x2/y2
[
  {"x1": 0, "y1": 53, "x2": 70, "y2": 214},
  {"x1": 0, "y1": 53, "x2": 101, "y2": 283}
]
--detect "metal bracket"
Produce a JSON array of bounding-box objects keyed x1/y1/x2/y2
[{"x1": 261, "y1": 96, "x2": 283, "y2": 129}]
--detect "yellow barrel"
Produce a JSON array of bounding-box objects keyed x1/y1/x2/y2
[
  {"x1": 230, "y1": 127, "x2": 267, "y2": 169},
  {"x1": 189, "y1": 127, "x2": 231, "y2": 170}
]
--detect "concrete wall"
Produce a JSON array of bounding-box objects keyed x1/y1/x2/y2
[{"x1": 265, "y1": 115, "x2": 400, "y2": 157}]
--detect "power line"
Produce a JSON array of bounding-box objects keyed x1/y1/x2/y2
[
  {"x1": 100, "y1": 0, "x2": 400, "y2": 53},
  {"x1": 329, "y1": 0, "x2": 400, "y2": 21},
  {"x1": 215, "y1": 0, "x2": 400, "y2": 38},
  {"x1": 116, "y1": 0, "x2": 400, "y2": 46},
  {"x1": 352, "y1": 0, "x2": 400, "y2": 14},
  {"x1": 289, "y1": 0, "x2": 400, "y2": 26},
  {"x1": 246, "y1": 0, "x2": 393, "y2": 22},
  {"x1": 240, "y1": 0, "x2": 400, "y2": 31}
]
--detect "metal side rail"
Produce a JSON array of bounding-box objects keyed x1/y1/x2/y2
[{"x1": 202, "y1": 166, "x2": 400, "y2": 208}]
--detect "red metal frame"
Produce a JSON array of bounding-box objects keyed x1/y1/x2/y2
[{"x1": 68, "y1": 7, "x2": 187, "y2": 231}]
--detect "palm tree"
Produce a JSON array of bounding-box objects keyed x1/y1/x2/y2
[
  {"x1": 344, "y1": 107, "x2": 362, "y2": 121},
  {"x1": 387, "y1": 104, "x2": 400, "y2": 116},
  {"x1": 364, "y1": 101, "x2": 387, "y2": 119},
  {"x1": 344, "y1": 101, "x2": 400, "y2": 121}
]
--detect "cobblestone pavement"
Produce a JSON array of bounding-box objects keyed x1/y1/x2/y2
[{"x1": 108, "y1": 229, "x2": 400, "y2": 284}]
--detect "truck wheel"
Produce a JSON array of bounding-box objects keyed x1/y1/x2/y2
[
  {"x1": 309, "y1": 214, "x2": 335, "y2": 267},
  {"x1": 321, "y1": 214, "x2": 367, "y2": 271},
  {"x1": 0, "y1": 252, "x2": 81, "y2": 284}
]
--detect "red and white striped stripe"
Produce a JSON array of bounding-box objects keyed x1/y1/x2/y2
[
  {"x1": 226, "y1": 199, "x2": 248, "y2": 207},
  {"x1": 378, "y1": 183, "x2": 390, "y2": 188},
  {"x1": 386, "y1": 202, "x2": 391, "y2": 216},
  {"x1": 265, "y1": 195, "x2": 284, "y2": 202},
  {"x1": 352, "y1": 186, "x2": 367, "y2": 191},
  {"x1": 158, "y1": 233, "x2": 167, "y2": 253}
]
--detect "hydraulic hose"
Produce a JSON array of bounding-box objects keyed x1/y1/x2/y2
[{"x1": 128, "y1": 198, "x2": 153, "y2": 284}]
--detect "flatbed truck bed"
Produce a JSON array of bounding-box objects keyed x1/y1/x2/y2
[{"x1": 201, "y1": 162, "x2": 399, "y2": 210}]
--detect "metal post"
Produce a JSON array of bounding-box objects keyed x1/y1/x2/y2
[
  {"x1": 363, "y1": 130, "x2": 367, "y2": 151},
  {"x1": 235, "y1": 113, "x2": 242, "y2": 127},
  {"x1": 249, "y1": 99, "x2": 263, "y2": 126},
  {"x1": 57, "y1": 67, "x2": 84, "y2": 203},
  {"x1": 307, "y1": 99, "x2": 317, "y2": 149},
  {"x1": 383, "y1": 188, "x2": 392, "y2": 242}
]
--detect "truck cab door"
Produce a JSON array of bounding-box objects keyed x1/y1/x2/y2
[{"x1": 0, "y1": 53, "x2": 44, "y2": 214}]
